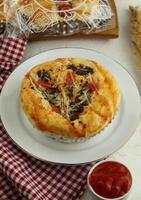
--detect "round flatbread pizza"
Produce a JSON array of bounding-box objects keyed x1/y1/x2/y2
[{"x1": 20, "y1": 58, "x2": 121, "y2": 140}]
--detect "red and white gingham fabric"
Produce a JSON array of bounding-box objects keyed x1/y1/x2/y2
[
  {"x1": 0, "y1": 37, "x2": 92, "y2": 200},
  {"x1": 0, "y1": 37, "x2": 27, "y2": 91}
]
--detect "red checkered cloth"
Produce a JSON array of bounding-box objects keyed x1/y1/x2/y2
[{"x1": 0, "y1": 37, "x2": 92, "y2": 200}]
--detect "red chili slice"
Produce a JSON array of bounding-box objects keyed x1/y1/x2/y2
[
  {"x1": 37, "y1": 80, "x2": 52, "y2": 88},
  {"x1": 66, "y1": 72, "x2": 75, "y2": 84},
  {"x1": 51, "y1": 104, "x2": 60, "y2": 114},
  {"x1": 87, "y1": 81, "x2": 99, "y2": 94}
]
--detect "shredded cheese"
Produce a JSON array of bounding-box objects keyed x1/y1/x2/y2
[
  {"x1": 30, "y1": 77, "x2": 51, "y2": 109},
  {"x1": 60, "y1": 85, "x2": 70, "y2": 119}
]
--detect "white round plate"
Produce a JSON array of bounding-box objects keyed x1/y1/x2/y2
[{"x1": 0, "y1": 48, "x2": 141, "y2": 165}]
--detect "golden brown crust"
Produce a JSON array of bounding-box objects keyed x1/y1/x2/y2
[{"x1": 20, "y1": 58, "x2": 120, "y2": 139}]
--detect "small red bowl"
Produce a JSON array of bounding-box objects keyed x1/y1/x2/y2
[{"x1": 87, "y1": 160, "x2": 132, "y2": 200}]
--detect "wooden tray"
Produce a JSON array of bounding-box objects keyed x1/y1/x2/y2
[
  {"x1": 29, "y1": 0, "x2": 118, "y2": 40},
  {"x1": 96, "y1": 0, "x2": 119, "y2": 38},
  {"x1": 0, "y1": 0, "x2": 118, "y2": 39}
]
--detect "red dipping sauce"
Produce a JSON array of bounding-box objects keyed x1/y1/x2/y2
[{"x1": 89, "y1": 161, "x2": 132, "y2": 199}]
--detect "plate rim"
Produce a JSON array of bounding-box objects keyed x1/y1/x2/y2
[{"x1": 0, "y1": 47, "x2": 141, "y2": 165}]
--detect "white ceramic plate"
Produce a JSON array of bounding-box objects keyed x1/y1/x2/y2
[{"x1": 0, "y1": 48, "x2": 141, "y2": 165}]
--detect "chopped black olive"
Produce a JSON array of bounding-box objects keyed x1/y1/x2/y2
[
  {"x1": 31, "y1": 86, "x2": 35, "y2": 90},
  {"x1": 69, "y1": 102, "x2": 74, "y2": 106},
  {"x1": 49, "y1": 86, "x2": 59, "y2": 94},
  {"x1": 70, "y1": 113, "x2": 79, "y2": 121},
  {"x1": 82, "y1": 100, "x2": 88, "y2": 106},
  {"x1": 67, "y1": 64, "x2": 76, "y2": 71},
  {"x1": 77, "y1": 96, "x2": 89, "y2": 106},
  {"x1": 75, "y1": 65, "x2": 94, "y2": 75},
  {"x1": 65, "y1": 85, "x2": 73, "y2": 98},
  {"x1": 76, "y1": 105, "x2": 84, "y2": 113},
  {"x1": 67, "y1": 64, "x2": 94, "y2": 76},
  {"x1": 37, "y1": 69, "x2": 51, "y2": 82},
  {"x1": 75, "y1": 96, "x2": 80, "y2": 103},
  {"x1": 69, "y1": 105, "x2": 84, "y2": 121},
  {"x1": 67, "y1": 90, "x2": 73, "y2": 98}
]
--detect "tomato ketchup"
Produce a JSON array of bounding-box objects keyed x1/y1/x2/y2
[{"x1": 89, "y1": 161, "x2": 132, "y2": 199}]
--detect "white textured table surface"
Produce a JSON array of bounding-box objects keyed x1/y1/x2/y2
[{"x1": 23, "y1": 0, "x2": 141, "y2": 199}]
